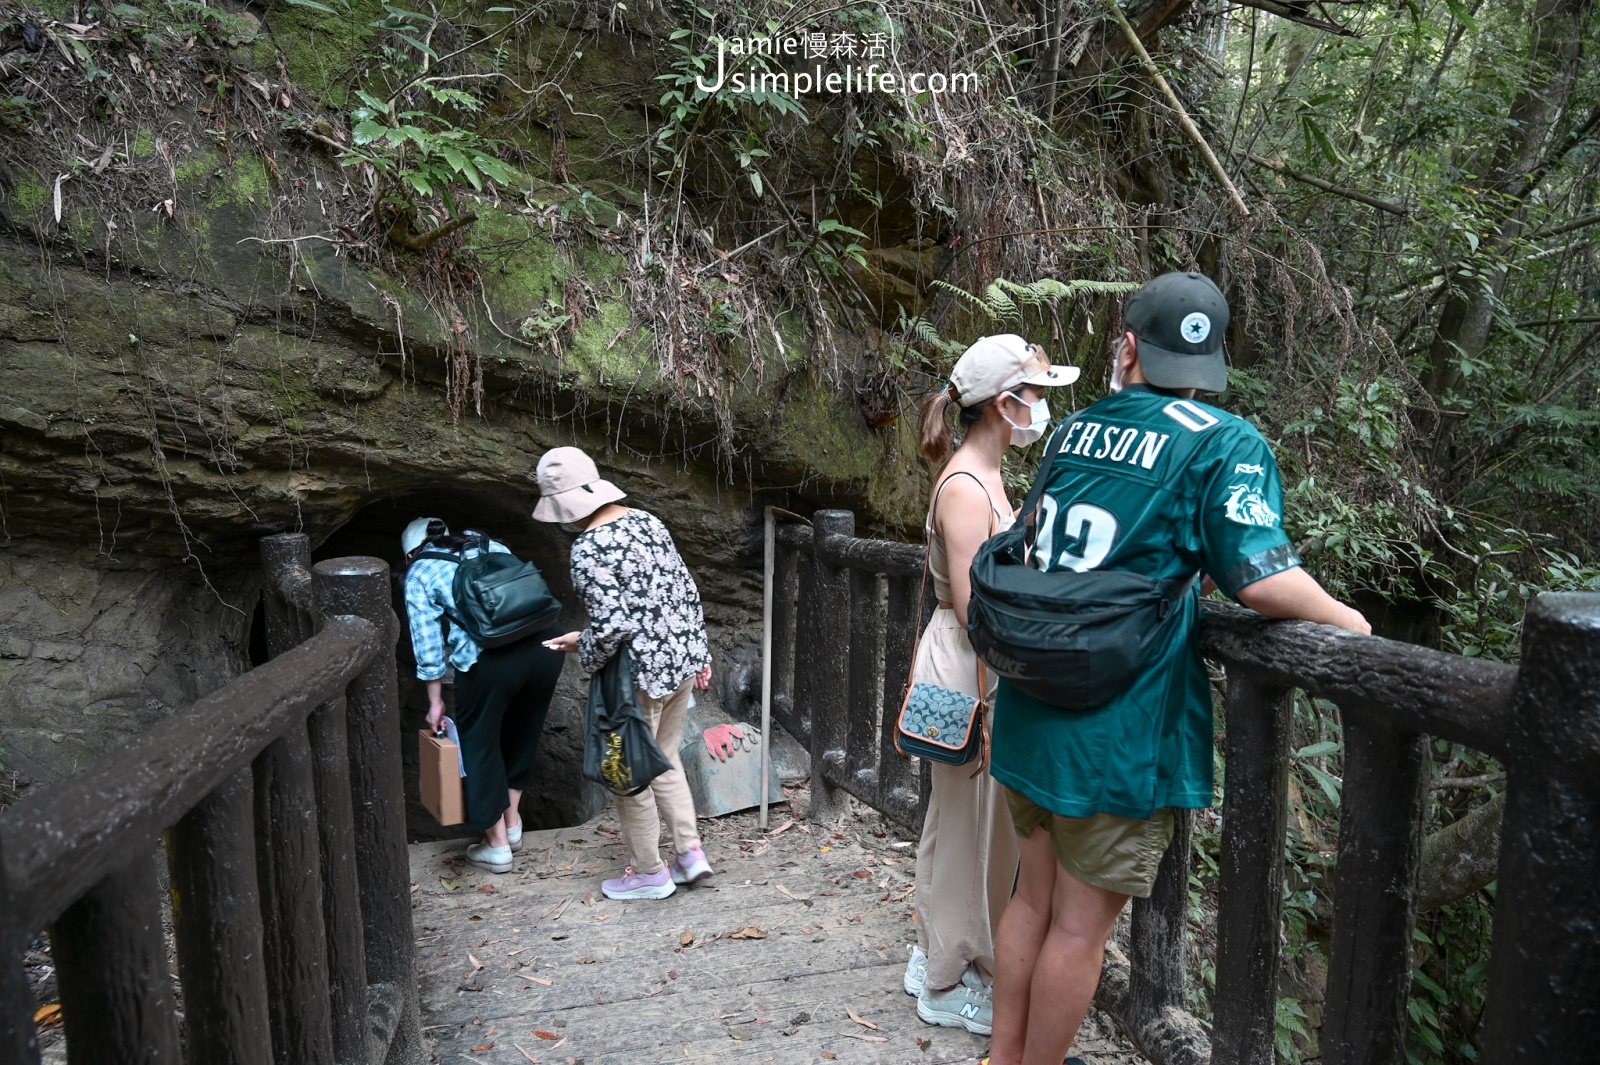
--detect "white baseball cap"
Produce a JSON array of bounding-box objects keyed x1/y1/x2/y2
[
  {"x1": 401, "y1": 517, "x2": 443, "y2": 556},
  {"x1": 947, "y1": 334, "x2": 1079, "y2": 406},
  {"x1": 531, "y1": 447, "x2": 626, "y2": 523}
]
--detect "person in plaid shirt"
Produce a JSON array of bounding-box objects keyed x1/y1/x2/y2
[{"x1": 402, "y1": 518, "x2": 565, "y2": 874}]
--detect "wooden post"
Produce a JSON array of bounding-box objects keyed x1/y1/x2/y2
[
  {"x1": 308, "y1": 696, "x2": 371, "y2": 1065},
  {"x1": 261, "y1": 533, "x2": 316, "y2": 655},
  {"x1": 807, "y1": 511, "x2": 855, "y2": 822},
  {"x1": 1212, "y1": 673, "x2": 1291, "y2": 1065},
  {"x1": 314, "y1": 557, "x2": 424, "y2": 1065},
  {"x1": 1320, "y1": 714, "x2": 1429, "y2": 1065},
  {"x1": 253, "y1": 722, "x2": 336, "y2": 1065},
  {"x1": 772, "y1": 526, "x2": 809, "y2": 742},
  {"x1": 1480, "y1": 592, "x2": 1600, "y2": 1062},
  {"x1": 0, "y1": 828, "x2": 40, "y2": 1065},
  {"x1": 167, "y1": 770, "x2": 273, "y2": 1065},
  {"x1": 879, "y1": 571, "x2": 927, "y2": 827},
  {"x1": 1131, "y1": 807, "x2": 1192, "y2": 1013},
  {"x1": 1124, "y1": 808, "x2": 1210, "y2": 1064},
  {"x1": 845, "y1": 567, "x2": 884, "y2": 796},
  {"x1": 51, "y1": 851, "x2": 181, "y2": 1065}
]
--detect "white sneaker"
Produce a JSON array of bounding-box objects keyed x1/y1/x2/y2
[
  {"x1": 506, "y1": 821, "x2": 523, "y2": 853},
  {"x1": 916, "y1": 966, "x2": 992, "y2": 1035},
  {"x1": 903, "y1": 946, "x2": 928, "y2": 997},
  {"x1": 465, "y1": 841, "x2": 513, "y2": 874}
]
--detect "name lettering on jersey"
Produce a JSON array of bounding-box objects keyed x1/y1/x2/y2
[
  {"x1": 1224, "y1": 484, "x2": 1280, "y2": 527},
  {"x1": 1059, "y1": 420, "x2": 1171, "y2": 471},
  {"x1": 1163, "y1": 400, "x2": 1221, "y2": 432},
  {"x1": 1234, "y1": 463, "x2": 1265, "y2": 476}
]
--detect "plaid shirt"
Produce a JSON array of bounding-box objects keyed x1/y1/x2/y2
[{"x1": 403, "y1": 540, "x2": 510, "y2": 681}]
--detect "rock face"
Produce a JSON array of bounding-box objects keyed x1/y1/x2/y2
[
  {"x1": 0, "y1": 202, "x2": 921, "y2": 828},
  {"x1": 0, "y1": 1, "x2": 938, "y2": 826}
]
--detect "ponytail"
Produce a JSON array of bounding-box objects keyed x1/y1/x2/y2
[
  {"x1": 918, "y1": 386, "x2": 987, "y2": 465},
  {"x1": 919, "y1": 389, "x2": 956, "y2": 464},
  {"x1": 423, "y1": 522, "x2": 492, "y2": 554}
]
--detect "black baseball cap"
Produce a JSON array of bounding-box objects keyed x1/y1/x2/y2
[{"x1": 1123, "y1": 272, "x2": 1230, "y2": 393}]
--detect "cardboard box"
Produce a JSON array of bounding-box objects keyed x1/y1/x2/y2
[{"x1": 419, "y1": 729, "x2": 465, "y2": 826}]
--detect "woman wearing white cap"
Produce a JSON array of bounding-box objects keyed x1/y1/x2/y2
[
  {"x1": 533, "y1": 447, "x2": 714, "y2": 901},
  {"x1": 904, "y1": 334, "x2": 1078, "y2": 1035}
]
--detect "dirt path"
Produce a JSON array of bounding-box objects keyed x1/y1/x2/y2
[{"x1": 410, "y1": 797, "x2": 1149, "y2": 1065}]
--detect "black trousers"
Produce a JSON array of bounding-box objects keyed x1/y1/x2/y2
[{"x1": 452, "y1": 623, "x2": 565, "y2": 831}]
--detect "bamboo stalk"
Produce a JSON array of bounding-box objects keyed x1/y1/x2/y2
[{"x1": 1104, "y1": 2, "x2": 1251, "y2": 219}]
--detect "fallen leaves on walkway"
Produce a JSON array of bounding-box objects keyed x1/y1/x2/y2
[
  {"x1": 532, "y1": 1030, "x2": 560, "y2": 1040},
  {"x1": 726, "y1": 926, "x2": 767, "y2": 940},
  {"x1": 845, "y1": 1006, "x2": 877, "y2": 1030},
  {"x1": 33, "y1": 1004, "x2": 60, "y2": 1025}
]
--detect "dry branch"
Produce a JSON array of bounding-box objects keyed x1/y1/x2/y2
[
  {"x1": 1244, "y1": 152, "x2": 1411, "y2": 216},
  {"x1": 1103, "y1": 2, "x2": 1251, "y2": 219}
]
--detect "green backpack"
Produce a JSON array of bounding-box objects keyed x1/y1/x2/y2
[{"x1": 415, "y1": 537, "x2": 562, "y2": 647}]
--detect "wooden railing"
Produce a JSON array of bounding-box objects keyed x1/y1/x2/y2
[
  {"x1": 771, "y1": 508, "x2": 1600, "y2": 1065},
  {"x1": 0, "y1": 535, "x2": 422, "y2": 1065}
]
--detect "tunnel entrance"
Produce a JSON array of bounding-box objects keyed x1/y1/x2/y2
[{"x1": 313, "y1": 486, "x2": 607, "y2": 842}]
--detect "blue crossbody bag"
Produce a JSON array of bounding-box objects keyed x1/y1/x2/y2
[{"x1": 894, "y1": 473, "x2": 995, "y2": 768}]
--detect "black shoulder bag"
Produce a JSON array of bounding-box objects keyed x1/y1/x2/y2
[
  {"x1": 966, "y1": 418, "x2": 1196, "y2": 710},
  {"x1": 582, "y1": 646, "x2": 673, "y2": 797}
]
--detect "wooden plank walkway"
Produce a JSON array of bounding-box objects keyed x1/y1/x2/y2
[{"x1": 410, "y1": 801, "x2": 1149, "y2": 1065}]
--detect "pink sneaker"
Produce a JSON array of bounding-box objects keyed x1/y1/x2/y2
[
  {"x1": 601, "y1": 864, "x2": 676, "y2": 900},
  {"x1": 670, "y1": 844, "x2": 713, "y2": 886}
]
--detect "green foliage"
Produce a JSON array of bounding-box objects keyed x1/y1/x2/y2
[{"x1": 326, "y1": 2, "x2": 523, "y2": 237}]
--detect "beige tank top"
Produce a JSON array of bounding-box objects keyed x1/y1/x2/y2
[{"x1": 926, "y1": 471, "x2": 1015, "y2": 605}]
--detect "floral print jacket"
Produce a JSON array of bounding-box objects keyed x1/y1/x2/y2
[{"x1": 571, "y1": 509, "x2": 711, "y2": 698}]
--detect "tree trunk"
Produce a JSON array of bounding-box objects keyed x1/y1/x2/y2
[
  {"x1": 1417, "y1": 792, "x2": 1505, "y2": 912},
  {"x1": 1422, "y1": 0, "x2": 1597, "y2": 406}
]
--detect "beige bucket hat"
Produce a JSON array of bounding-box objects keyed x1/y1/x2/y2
[{"x1": 531, "y1": 447, "x2": 626, "y2": 523}]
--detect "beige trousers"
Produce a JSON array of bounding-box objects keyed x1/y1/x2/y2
[
  {"x1": 912, "y1": 609, "x2": 1020, "y2": 990},
  {"x1": 614, "y1": 677, "x2": 701, "y2": 875}
]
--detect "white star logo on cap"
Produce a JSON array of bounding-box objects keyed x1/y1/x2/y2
[{"x1": 1181, "y1": 312, "x2": 1211, "y2": 344}]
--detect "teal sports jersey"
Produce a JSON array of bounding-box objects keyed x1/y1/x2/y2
[{"x1": 990, "y1": 384, "x2": 1301, "y2": 819}]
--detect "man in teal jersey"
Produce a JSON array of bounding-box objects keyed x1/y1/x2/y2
[{"x1": 985, "y1": 273, "x2": 1369, "y2": 1065}]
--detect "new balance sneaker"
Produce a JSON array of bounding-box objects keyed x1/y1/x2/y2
[
  {"x1": 903, "y1": 945, "x2": 928, "y2": 997},
  {"x1": 601, "y1": 864, "x2": 677, "y2": 900},
  {"x1": 917, "y1": 967, "x2": 992, "y2": 1035},
  {"x1": 669, "y1": 844, "x2": 713, "y2": 886},
  {"x1": 506, "y1": 820, "x2": 523, "y2": 853},
  {"x1": 465, "y1": 841, "x2": 513, "y2": 874}
]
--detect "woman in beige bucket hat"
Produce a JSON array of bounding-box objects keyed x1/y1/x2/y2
[{"x1": 534, "y1": 447, "x2": 714, "y2": 901}]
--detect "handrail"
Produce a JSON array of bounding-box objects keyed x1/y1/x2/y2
[
  {"x1": 0, "y1": 616, "x2": 380, "y2": 935},
  {"x1": 0, "y1": 541, "x2": 421, "y2": 1065},
  {"x1": 1199, "y1": 601, "x2": 1520, "y2": 757},
  {"x1": 770, "y1": 507, "x2": 1600, "y2": 1065}
]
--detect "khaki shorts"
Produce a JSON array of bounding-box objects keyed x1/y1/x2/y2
[{"x1": 1005, "y1": 788, "x2": 1175, "y2": 899}]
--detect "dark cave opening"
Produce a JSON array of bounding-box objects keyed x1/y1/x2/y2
[{"x1": 312, "y1": 486, "x2": 605, "y2": 843}]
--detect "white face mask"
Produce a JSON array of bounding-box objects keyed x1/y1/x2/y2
[
  {"x1": 1001, "y1": 392, "x2": 1050, "y2": 447},
  {"x1": 1109, "y1": 355, "x2": 1127, "y2": 393}
]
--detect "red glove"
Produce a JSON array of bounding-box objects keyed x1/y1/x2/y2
[{"x1": 703, "y1": 723, "x2": 745, "y2": 762}]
